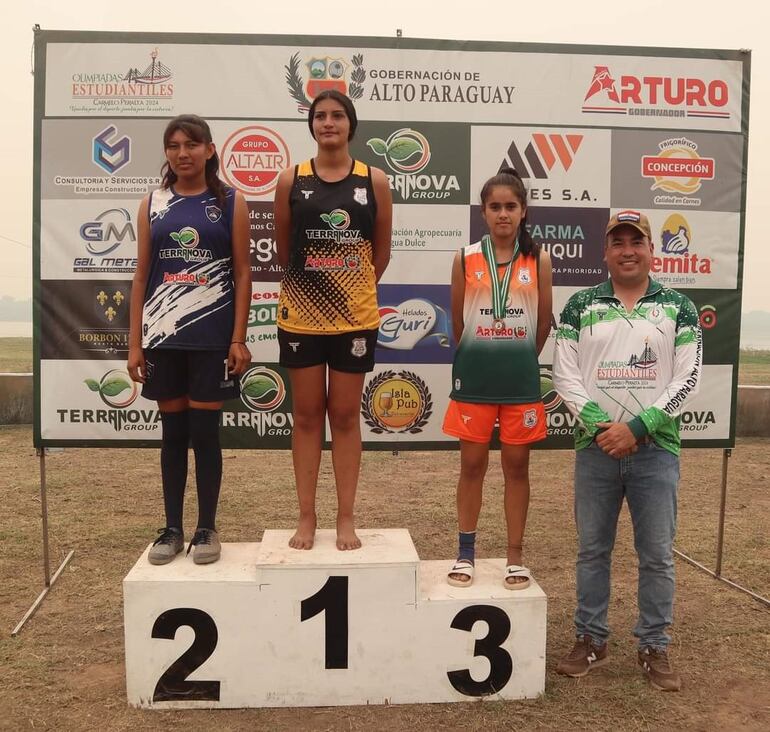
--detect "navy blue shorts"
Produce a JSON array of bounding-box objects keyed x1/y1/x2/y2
[
  {"x1": 141, "y1": 348, "x2": 239, "y2": 403},
  {"x1": 277, "y1": 328, "x2": 377, "y2": 373}
]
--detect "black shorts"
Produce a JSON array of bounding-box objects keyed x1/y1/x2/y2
[
  {"x1": 141, "y1": 348, "x2": 239, "y2": 403},
  {"x1": 277, "y1": 328, "x2": 377, "y2": 373}
]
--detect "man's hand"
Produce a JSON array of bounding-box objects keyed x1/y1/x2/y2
[{"x1": 595, "y1": 422, "x2": 638, "y2": 459}]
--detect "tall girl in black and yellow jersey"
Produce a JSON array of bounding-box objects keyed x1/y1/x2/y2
[{"x1": 274, "y1": 90, "x2": 392, "y2": 550}]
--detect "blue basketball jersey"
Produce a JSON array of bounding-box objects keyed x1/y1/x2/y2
[{"x1": 141, "y1": 187, "x2": 236, "y2": 350}]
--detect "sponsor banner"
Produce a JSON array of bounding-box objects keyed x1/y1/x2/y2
[
  {"x1": 611, "y1": 130, "x2": 743, "y2": 212},
  {"x1": 40, "y1": 360, "x2": 160, "y2": 440},
  {"x1": 209, "y1": 120, "x2": 311, "y2": 202},
  {"x1": 352, "y1": 121, "x2": 469, "y2": 205},
  {"x1": 40, "y1": 280, "x2": 131, "y2": 359},
  {"x1": 246, "y1": 284, "x2": 280, "y2": 361},
  {"x1": 45, "y1": 43, "x2": 742, "y2": 132},
  {"x1": 679, "y1": 364, "x2": 732, "y2": 441},
  {"x1": 684, "y1": 290, "x2": 741, "y2": 364},
  {"x1": 641, "y1": 209, "x2": 739, "y2": 289},
  {"x1": 389, "y1": 204, "x2": 468, "y2": 255},
  {"x1": 221, "y1": 364, "x2": 295, "y2": 449},
  {"x1": 541, "y1": 286, "x2": 584, "y2": 366},
  {"x1": 46, "y1": 43, "x2": 176, "y2": 116},
  {"x1": 359, "y1": 364, "x2": 451, "y2": 443},
  {"x1": 247, "y1": 201, "x2": 283, "y2": 282},
  {"x1": 375, "y1": 284, "x2": 453, "y2": 364},
  {"x1": 470, "y1": 206, "x2": 609, "y2": 287},
  {"x1": 471, "y1": 126, "x2": 611, "y2": 209},
  {"x1": 382, "y1": 250, "x2": 456, "y2": 286},
  {"x1": 41, "y1": 199, "x2": 138, "y2": 280},
  {"x1": 41, "y1": 119, "x2": 165, "y2": 200}
]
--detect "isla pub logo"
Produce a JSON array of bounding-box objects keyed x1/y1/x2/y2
[
  {"x1": 92, "y1": 126, "x2": 131, "y2": 174},
  {"x1": 285, "y1": 52, "x2": 366, "y2": 112},
  {"x1": 499, "y1": 133, "x2": 583, "y2": 179},
  {"x1": 582, "y1": 65, "x2": 730, "y2": 120}
]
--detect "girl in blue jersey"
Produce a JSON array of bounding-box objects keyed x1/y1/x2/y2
[
  {"x1": 444, "y1": 168, "x2": 552, "y2": 589},
  {"x1": 128, "y1": 114, "x2": 251, "y2": 565},
  {"x1": 274, "y1": 91, "x2": 392, "y2": 551}
]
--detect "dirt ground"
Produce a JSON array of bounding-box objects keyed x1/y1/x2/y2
[{"x1": 0, "y1": 426, "x2": 768, "y2": 731}]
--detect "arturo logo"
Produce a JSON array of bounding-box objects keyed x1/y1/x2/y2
[
  {"x1": 221, "y1": 126, "x2": 289, "y2": 197},
  {"x1": 582, "y1": 65, "x2": 730, "y2": 120},
  {"x1": 499, "y1": 133, "x2": 583, "y2": 179},
  {"x1": 362, "y1": 370, "x2": 432, "y2": 434},
  {"x1": 285, "y1": 52, "x2": 365, "y2": 112}
]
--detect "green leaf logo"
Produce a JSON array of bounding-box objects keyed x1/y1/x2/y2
[
  {"x1": 366, "y1": 138, "x2": 388, "y2": 157},
  {"x1": 84, "y1": 379, "x2": 100, "y2": 392},
  {"x1": 329, "y1": 211, "x2": 347, "y2": 226},
  {"x1": 387, "y1": 136, "x2": 423, "y2": 162},
  {"x1": 169, "y1": 232, "x2": 181, "y2": 243},
  {"x1": 101, "y1": 376, "x2": 132, "y2": 398},
  {"x1": 243, "y1": 374, "x2": 278, "y2": 400},
  {"x1": 320, "y1": 213, "x2": 331, "y2": 224}
]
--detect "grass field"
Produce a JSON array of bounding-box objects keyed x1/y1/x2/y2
[
  {"x1": 2, "y1": 338, "x2": 770, "y2": 384},
  {"x1": 0, "y1": 426, "x2": 768, "y2": 730}
]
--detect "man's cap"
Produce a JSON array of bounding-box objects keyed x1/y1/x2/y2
[{"x1": 606, "y1": 210, "x2": 651, "y2": 239}]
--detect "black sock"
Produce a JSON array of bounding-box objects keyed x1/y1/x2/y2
[
  {"x1": 160, "y1": 410, "x2": 189, "y2": 529},
  {"x1": 189, "y1": 408, "x2": 222, "y2": 530}
]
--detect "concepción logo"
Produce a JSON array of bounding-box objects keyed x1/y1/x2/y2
[
  {"x1": 642, "y1": 138, "x2": 715, "y2": 207},
  {"x1": 285, "y1": 52, "x2": 365, "y2": 112},
  {"x1": 92, "y1": 126, "x2": 131, "y2": 174},
  {"x1": 582, "y1": 65, "x2": 730, "y2": 120},
  {"x1": 499, "y1": 133, "x2": 583, "y2": 179}
]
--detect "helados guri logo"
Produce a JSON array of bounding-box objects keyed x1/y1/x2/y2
[
  {"x1": 361, "y1": 370, "x2": 432, "y2": 434},
  {"x1": 285, "y1": 52, "x2": 365, "y2": 112},
  {"x1": 378, "y1": 298, "x2": 450, "y2": 350},
  {"x1": 57, "y1": 369, "x2": 159, "y2": 433},
  {"x1": 221, "y1": 366, "x2": 293, "y2": 437},
  {"x1": 367, "y1": 128, "x2": 460, "y2": 200}
]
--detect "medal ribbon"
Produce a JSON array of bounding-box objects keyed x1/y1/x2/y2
[{"x1": 481, "y1": 234, "x2": 518, "y2": 321}]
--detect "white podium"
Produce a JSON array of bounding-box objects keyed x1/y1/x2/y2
[{"x1": 124, "y1": 529, "x2": 546, "y2": 708}]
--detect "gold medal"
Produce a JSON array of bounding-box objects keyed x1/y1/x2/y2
[{"x1": 493, "y1": 318, "x2": 506, "y2": 332}]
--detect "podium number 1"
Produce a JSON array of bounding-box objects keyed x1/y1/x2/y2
[{"x1": 301, "y1": 575, "x2": 349, "y2": 669}]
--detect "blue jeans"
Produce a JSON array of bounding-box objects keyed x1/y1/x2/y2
[{"x1": 573, "y1": 442, "x2": 679, "y2": 649}]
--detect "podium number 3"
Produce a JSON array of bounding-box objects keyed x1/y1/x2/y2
[
  {"x1": 301, "y1": 575, "x2": 349, "y2": 669},
  {"x1": 152, "y1": 608, "x2": 220, "y2": 702},
  {"x1": 447, "y1": 605, "x2": 513, "y2": 696}
]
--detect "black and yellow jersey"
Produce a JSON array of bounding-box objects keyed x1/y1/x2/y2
[{"x1": 278, "y1": 159, "x2": 379, "y2": 333}]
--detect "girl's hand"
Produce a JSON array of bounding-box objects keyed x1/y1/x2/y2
[
  {"x1": 228, "y1": 342, "x2": 252, "y2": 376},
  {"x1": 127, "y1": 346, "x2": 146, "y2": 383}
]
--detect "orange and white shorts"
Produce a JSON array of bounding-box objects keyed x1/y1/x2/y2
[{"x1": 442, "y1": 399, "x2": 547, "y2": 445}]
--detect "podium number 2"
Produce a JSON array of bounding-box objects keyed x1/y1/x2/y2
[
  {"x1": 447, "y1": 605, "x2": 513, "y2": 696},
  {"x1": 301, "y1": 575, "x2": 349, "y2": 669},
  {"x1": 152, "y1": 608, "x2": 220, "y2": 702}
]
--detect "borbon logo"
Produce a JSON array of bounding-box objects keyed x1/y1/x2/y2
[
  {"x1": 240, "y1": 367, "x2": 286, "y2": 411},
  {"x1": 499, "y1": 133, "x2": 583, "y2": 179},
  {"x1": 92, "y1": 126, "x2": 131, "y2": 174},
  {"x1": 642, "y1": 138, "x2": 715, "y2": 207},
  {"x1": 84, "y1": 369, "x2": 138, "y2": 408},
  {"x1": 221, "y1": 126, "x2": 289, "y2": 197},
  {"x1": 362, "y1": 370, "x2": 432, "y2": 434},
  {"x1": 582, "y1": 65, "x2": 730, "y2": 120},
  {"x1": 285, "y1": 52, "x2": 365, "y2": 112}
]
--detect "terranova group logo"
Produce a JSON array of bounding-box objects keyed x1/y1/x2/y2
[
  {"x1": 84, "y1": 369, "x2": 137, "y2": 407},
  {"x1": 321, "y1": 209, "x2": 351, "y2": 230},
  {"x1": 170, "y1": 226, "x2": 200, "y2": 249},
  {"x1": 642, "y1": 138, "x2": 715, "y2": 207},
  {"x1": 362, "y1": 370, "x2": 432, "y2": 434},
  {"x1": 285, "y1": 52, "x2": 365, "y2": 112},
  {"x1": 92, "y1": 126, "x2": 131, "y2": 174},
  {"x1": 539, "y1": 366, "x2": 576, "y2": 440},
  {"x1": 362, "y1": 124, "x2": 463, "y2": 202},
  {"x1": 229, "y1": 366, "x2": 293, "y2": 437},
  {"x1": 221, "y1": 126, "x2": 289, "y2": 198}
]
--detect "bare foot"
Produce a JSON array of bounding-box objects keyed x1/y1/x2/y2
[
  {"x1": 336, "y1": 515, "x2": 361, "y2": 550},
  {"x1": 505, "y1": 545, "x2": 528, "y2": 587},
  {"x1": 289, "y1": 514, "x2": 316, "y2": 550}
]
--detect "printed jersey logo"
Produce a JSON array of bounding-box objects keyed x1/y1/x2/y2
[
  {"x1": 321, "y1": 209, "x2": 351, "y2": 230},
  {"x1": 523, "y1": 409, "x2": 538, "y2": 428},
  {"x1": 169, "y1": 226, "x2": 200, "y2": 249},
  {"x1": 351, "y1": 337, "x2": 368, "y2": 358},
  {"x1": 353, "y1": 187, "x2": 368, "y2": 205},
  {"x1": 205, "y1": 205, "x2": 222, "y2": 223},
  {"x1": 285, "y1": 52, "x2": 365, "y2": 112},
  {"x1": 92, "y1": 125, "x2": 131, "y2": 174},
  {"x1": 499, "y1": 133, "x2": 583, "y2": 179}
]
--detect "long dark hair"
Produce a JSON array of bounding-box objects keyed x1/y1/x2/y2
[
  {"x1": 161, "y1": 114, "x2": 227, "y2": 208},
  {"x1": 480, "y1": 167, "x2": 538, "y2": 257},
  {"x1": 307, "y1": 90, "x2": 358, "y2": 141}
]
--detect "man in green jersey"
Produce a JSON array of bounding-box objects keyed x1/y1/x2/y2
[{"x1": 553, "y1": 210, "x2": 702, "y2": 691}]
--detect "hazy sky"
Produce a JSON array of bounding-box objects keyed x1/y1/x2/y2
[{"x1": 3, "y1": 0, "x2": 769, "y2": 311}]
